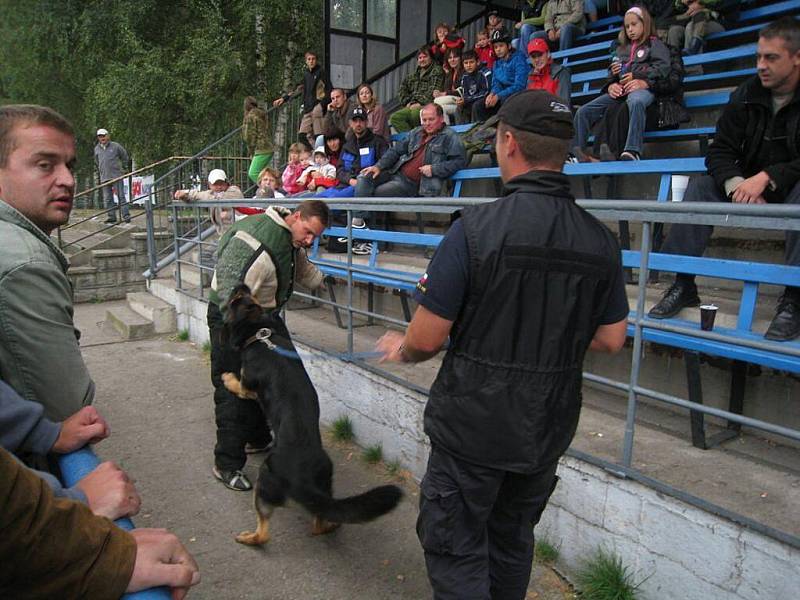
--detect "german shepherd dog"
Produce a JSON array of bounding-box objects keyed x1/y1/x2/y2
[{"x1": 222, "y1": 284, "x2": 402, "y2": 545}]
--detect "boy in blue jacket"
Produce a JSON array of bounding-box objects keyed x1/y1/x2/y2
[
  {"x1": 475, "y1": 30, "x2": 530, "y2": 120},
  {"x1": 458, "y1": 50, "x2": 494, "y2": 122}
]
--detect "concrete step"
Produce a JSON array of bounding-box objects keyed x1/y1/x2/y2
[
  {"x1": 105, "y1": 305, "x2": 155, "y2": 340},
  {"x1": 91, "y1": 248, "x2": 137, "y2": 270},
  {"x1": 127, "y1": 292, "x2": 176, "y2": 334}
]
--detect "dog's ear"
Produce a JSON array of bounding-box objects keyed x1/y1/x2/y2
[{"x1": 228, "y1": 283, "x2": 252, "y2": 309}]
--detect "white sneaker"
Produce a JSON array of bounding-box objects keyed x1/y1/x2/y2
[{"x1": 352, "y1": 242, "x2": 373, "y2": 256}]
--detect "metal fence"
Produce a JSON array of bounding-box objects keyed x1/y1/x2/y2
[{"x1": 164, "y1": 196, "x2": 800, "y2": 548}]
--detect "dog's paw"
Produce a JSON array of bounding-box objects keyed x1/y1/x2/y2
[
  {"x1": 221, "y1": 372, "x2": 239, "y2": 391},
  {"x1": 311, "y1": 517, "x2": 341, "y2": 536},
  {"x1": 236, "y1": 530, "x2": 270, "y2": 546}
]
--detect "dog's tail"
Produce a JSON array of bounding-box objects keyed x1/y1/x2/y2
[{"x1": 296, "y1": 484, "x2": 403, "y2": 524}]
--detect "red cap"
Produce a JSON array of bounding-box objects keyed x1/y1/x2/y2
[{"x1": 527, "y1": 37, "x2": 549, "y2": 55}]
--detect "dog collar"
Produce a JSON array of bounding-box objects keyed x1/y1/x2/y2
[{"x1": 243, "y1": 327, "x2": 277, "y2": 350}]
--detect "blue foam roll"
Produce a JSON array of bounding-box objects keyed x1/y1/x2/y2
[{"x1": 58, "y1": 448, "x2": 172, "y2": 599}]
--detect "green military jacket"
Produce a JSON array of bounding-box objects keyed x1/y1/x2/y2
[
  {"x1": 0, "y1": 200, "x2": 94, "y2": 421},
  {"x1": 398, "y1": 63, "x2": 446, "y2": 107}
]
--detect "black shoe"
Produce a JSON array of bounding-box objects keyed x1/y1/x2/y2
[
  {"x1": 648, "y1": 281, "x2": 701, "y2": 319},
  {"x1": 212, "y1": 466, "x2": 252, "y2": 491},
  {"x1": 104, "y1": 217, "x2": 117, "y2": 224},
  {"x1": 123, "y1": 216, "x2": 131, "y2": 224},
  {"x1": 764, "y1": 295, "x2": 800, "y2": 341}
]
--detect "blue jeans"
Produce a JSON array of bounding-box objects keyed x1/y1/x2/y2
[
  {"x1": 512, "y1": 23, "x2": 540, "y2": 53},
  {"x1": 573, "y1": 90, "x2": 655, "y2": 154},
  {"x1": 102, "y1": 179, "x2": 128, "y2": 220},
  {"x1": 531, "y1": 23, "x2": 582, "y2": 51}
]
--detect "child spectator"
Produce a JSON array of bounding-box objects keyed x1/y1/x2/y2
[
  {"x1": 514, "y1": 1, "x2": 548, "y2": 55},
  {"x1": 474, "y1": 28, "x2": 497, "y2": 69},
  {"x1": 458, "y1": 50, "x2": 493, "y2": 122},
  {"x1": 475, "y1": 29, "x2": 531, "y2": 121},
  {"x1": 281, "y1": 143, "x2": 311, "y2": 195},
  {"x1": 356, "y1": 83, "x2": 390, "y2": 141},
  {"x1": 526, "y1": 38, "x2": 572, "y2": 107},
  {"x1": 486, "y1": 10, "x2": 507, "y2": 38},
  {"x1": 431, "y1": 22, "x2": 451, "y2": 63},
  {"x1": 256, "y1": 167, "x2": 285, "y2": 198},
  {"x1": 571, "y1": 6, "x2": 670, "y2": 161},
  {"x1": 434, "y1": 48, "x2": 465, "y2": 124},
  {"x1": 297, "y1": 147, "x2": 337, "y2": 192}
]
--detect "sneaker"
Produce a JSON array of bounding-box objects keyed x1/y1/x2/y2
[
  {"x1": 352, "y1": 242, "x2": 373, "y2": 256},
  {"x1": 566, "y1": 154, "x2": 580, "y2": 164},
  {"x1": 104, "y1": 217, "x2": 117, "y2": 224},
  {"x1": 620, "y1": 150, "x2": 641, "y2": 161},
  {"x1": 212, "y1": 466, "x2": 252, "y2": 491},
  {"x1": 648, "y1": 280, "x2": 701, "y2": 319},
  {"x1": 351, "y1": 219, "x2": 367, "y2": 229}
]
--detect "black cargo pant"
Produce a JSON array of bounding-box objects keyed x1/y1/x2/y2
[
  {"x1": 208, "y1": 302, "x2": 271, "y2": 472},
  {"x1": 417, "y1": 445, "x2": 559, "y2": 600}
]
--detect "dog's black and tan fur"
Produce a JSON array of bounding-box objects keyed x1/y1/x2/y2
[{"x1": 222, "y1": 284, "x2": 402, "y2": 545}]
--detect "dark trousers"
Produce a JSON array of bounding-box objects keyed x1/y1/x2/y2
[
  {"x1": 661, "y1": 175, "x2": 800, "y2": 283},
  {"x1": 418, "y1": 445, "x2": 559, "y2": 600},
  {"x1": 207, "y1": 302, "x2": 271, "y2": 472}
]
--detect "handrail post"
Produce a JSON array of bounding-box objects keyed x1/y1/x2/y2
[
  {"x1": 346, "y1": 209, "x2": 354, "y2": 357},
  {"x1": 145, "y1": 189, "x2": 158, "y2": 276},
  {"x1": 622, "y1": 219, "x2": 652, "y2": 467}
]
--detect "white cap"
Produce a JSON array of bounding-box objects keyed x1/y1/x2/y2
[
  {"x1": 313, "y1": 146, "x2": 327, "y2": 155},
  {"x1": 207, "y1": 168, "x2": 228, "y2": 184},
  {"x1": 96, "y1": 128, "x2": 109, "y2": 136}
]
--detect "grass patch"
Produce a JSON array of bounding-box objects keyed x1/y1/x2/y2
[
  {"x1": 363, "y1": 444, "x2": 383, "y2": 464},
  {"x1": 176, "y1": 329, "x2": 189, "y2": 341},
  {"x1": 331, "y1": 416, "x2": 354, "y2": 442},
  {"x1": 201, "y1": 341, "x2": 211, "y2": 354},
  {"x1": 535, "y1": 539, "x2": 559, "y2": 563},
  {"x1": 386, "y1": 459, "x2": 402, "y2": 477},
  {"x1": 576, "y1": 548, "x2": 641, "y2": 600}
]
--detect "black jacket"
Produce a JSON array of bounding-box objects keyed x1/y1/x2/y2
[
  {"x1": 285, "y1": 64, "x2": 332, "y2": 115},
  {"x1": 706, "y1": 76, "x2": 800, "y2": 196},
  {"x1": 425, "y1": 171, "x2": 625, "y2": 472},
  {"x1": 337, "y1": 128, "x2": 389, "y2": 186}
]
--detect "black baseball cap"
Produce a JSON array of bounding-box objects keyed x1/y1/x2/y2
[
  {"x1": 351, "y1": 106, "x2": 367, "y2": 120},
  {"x1": 491, "y1": 28, "x2": 512, "y2": 45},
  {"x1": 496, "y1": 90, "x2": 574, "y2": 140}
]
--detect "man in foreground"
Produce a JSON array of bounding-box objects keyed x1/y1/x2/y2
[{"x1": 377, "y1": 90, "x2": 628, "y2": 599}]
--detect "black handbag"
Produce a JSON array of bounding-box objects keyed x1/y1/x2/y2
[{"x1": 647, "y1": 96, "x2": 691, "y2": 131}]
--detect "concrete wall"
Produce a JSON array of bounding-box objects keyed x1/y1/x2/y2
[{"x1": 160, "y1": 286, "x2": 800, "y2": 599}]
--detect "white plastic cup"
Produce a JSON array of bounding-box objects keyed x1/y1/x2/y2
[{"x1": 671, "y1": 175, "x2": 690, "y2": 202}]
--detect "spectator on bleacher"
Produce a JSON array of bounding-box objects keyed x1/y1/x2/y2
[
  {"x1": 458, "y1": 50, "x2": 494, "y2": 122},
  {"x1": 475, "y1": 29, "x2": 531, "y2": 121},
  {"x1": 94, "y1": 127, "x2": 131, "y2": 224},
  {"x1": 207, "y1": 200, "x2": 328, "y2": 491},
  {"x1": 526, "y1": 37, "x2": 572, "y2": 106},
  {"x1": 0, "y1": 446, "x2": 201, "y2": 599},
  {"x1": 667, "y1": 0, "x2": 740, "y2": 56},
  {"x1": 532, "y1": 0, "x2": 587, "y2": 52},
  {"x1": 390, "y1": 47, "x2": 446, "y2": 133},
  {"x1": 431, "y1": 22, "x2": 466, "y2": 64},
  {"x1": 356, "y1": 83, "x2": 391, "y2": 141},
  {"x1": 255, "y1": 167, "x2": 285, "y2": 199},
  {"x1": 649, "y1": 17, "x2": 800, "y2": 341},
  {"x1": 571, "y1": 6, "x2": 670, "y2": 161},
  {"x1": 357, "y1": 104, "x2": 466, "y2": 200},
  {"x1": 272, "y1": 50, "x2": 331, "y2": 149},
  {"x1": 514, "y1": 0, "x2": 548, "y2": 55},
  {"x1": 174, "y1": 169, "x2": 244, "y2": 232},
  {"x1": 322, "y1": 127, "x2": 345, "y2": 167},
  {"x1": 0, "y1": 380, "x2": 144, "y2": 521},
  {"x1": 375, "y1": 90, "x2": 627, "y2": 600},
  {"x1": 474, "y1": 28, "x2": 497, "y2": 69},
  {"x1": 297, "y1": 146, "x2": 338, "y2": 193},
  {"x1": 281, "y1": 143, "x2": 312, "y2": 195},
  {"x1": 320, "y1": 88, "x2": 352, "y2": 144},
  {"x1": 486, "y1": 9, "x2": 507, "y2": 38},
  {"x1": 434, "y1": 48, "x2": 465, "y2": 125},
  {"x1": 320, "y1": 107, "x2": 390, "y2": 255},
  {"x1": 640, "y1": 0, "x2": 677, "y2": 39},
  {"x1": 0, "y1": 105, "x2": 97, "y2": 437},
  {"x1": 242, "y1": 96, "x2": 273, "y2": 185}
]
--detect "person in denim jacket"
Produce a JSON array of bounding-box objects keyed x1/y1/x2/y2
[{"x1": 356, "y1": 104, "x2": 466, "y2": 199}]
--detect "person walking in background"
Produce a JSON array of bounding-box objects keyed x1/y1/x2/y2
[
  {"x1": 376, "y1": 90, "x2": 627, "y2": 600},
  {"x1": 94, "y1": 127, "x2": 130, "y2": 223},
  {"x1": 242, "y1": 97, "x2": 273, "y2": 184},
  {"x1": 356, "y1": 83, "x2": 390, "y2": 141},
  {"x1": 273, "y1": 50, "x2": 331, "y2": 149}
]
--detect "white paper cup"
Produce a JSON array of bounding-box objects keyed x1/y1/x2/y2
[{"x1": 671, "y1": 175, "x2": 690, "y2": 202}]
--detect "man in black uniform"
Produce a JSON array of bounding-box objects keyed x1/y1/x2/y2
[{"x1": 376, "y1": 90, "x2": 629, "y2": 600}]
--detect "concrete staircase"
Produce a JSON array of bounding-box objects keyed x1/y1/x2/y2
[{"x1": 105, "y1": 292, "x2": 177, "y2": 340}]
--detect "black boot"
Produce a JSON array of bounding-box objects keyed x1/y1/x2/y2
[
  {"x1": 683, "y1": 37, "x2": 704, "y2": 56},
  {"x1": 648, "y1": 279, "x2": 701, "y2": 319},
  {"x1": 764, "y1": 289, "x2": 800, "y2": 341}
]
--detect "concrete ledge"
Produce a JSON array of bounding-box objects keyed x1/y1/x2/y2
[
  {"x1": 127, "y1": 292, "x2": 176, "y2": 333},
  {"x1": 105, "y1": 305, "x2": 154, "y2": 340}
]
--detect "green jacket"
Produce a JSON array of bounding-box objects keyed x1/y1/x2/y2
[
  {"x1": 0, "y1": 200, "x2": 94, "y2": 421},
  {"x1": 209, "y1": 206, "x2": 323, "y2": 315},
  {"x1": 242, "y1": 107, "x2": 273, "y2": 155},
  {"x1": 398, "y1": 64, "x2": 446, "y2": 107}
]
